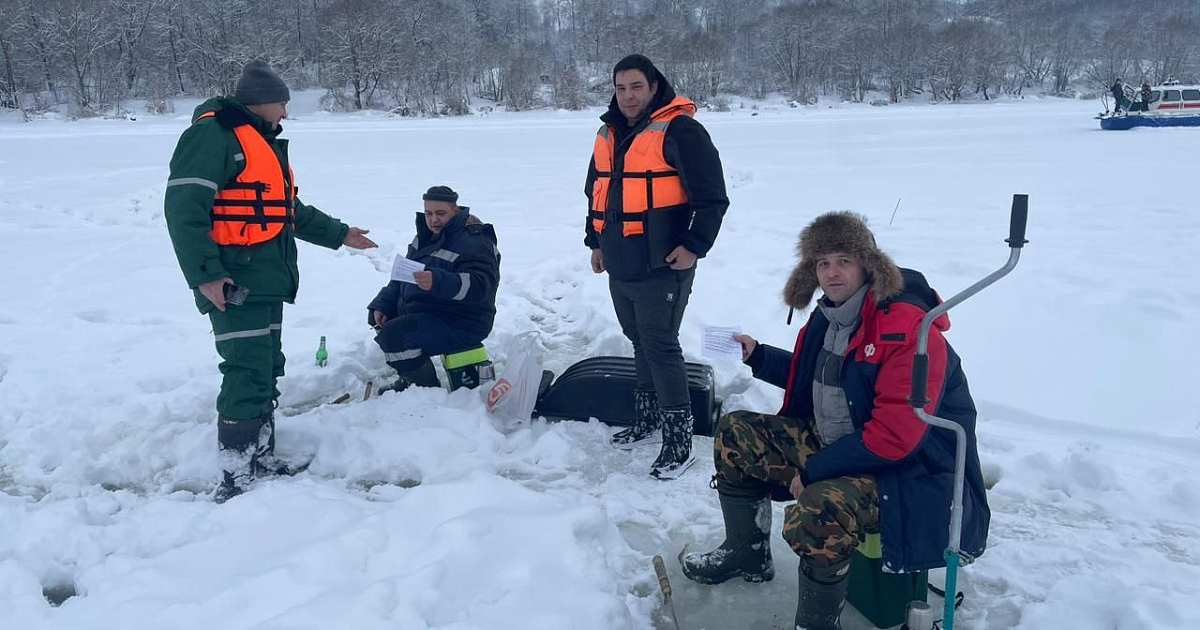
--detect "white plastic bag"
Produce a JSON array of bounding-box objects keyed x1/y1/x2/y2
[{"x1": 483, "y1": 332, "x2": 543, "y2": 429}]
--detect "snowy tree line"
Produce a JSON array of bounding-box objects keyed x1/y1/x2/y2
[{"x1": 1, "y1": 0, "x2": 1199, "y2": 117}]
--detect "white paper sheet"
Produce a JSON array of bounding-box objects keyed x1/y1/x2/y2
[
  {"x1": 390, "y1": 255, "x2": 425, "y2": 284},
  {"x1": 702, "y1": 326, "x2": 743, "y2": 362}
]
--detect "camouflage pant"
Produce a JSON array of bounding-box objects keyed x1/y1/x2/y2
[{"x1": 714, "y1": 410, "x2": 880, "y2": 579}]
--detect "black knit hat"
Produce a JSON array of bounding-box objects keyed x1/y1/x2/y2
[
  {"x1": 235, "y1": 59, "x2": 290, "y2": 105},
  {"x1": 422, "y1": 185, "x2": 459, "y2": 203}
]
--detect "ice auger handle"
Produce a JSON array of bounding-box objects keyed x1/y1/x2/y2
[
  {"x1": 910, "y1": 194, "x2": 1030, "y2": 408},
  {"x1": 1006, "y1": 194, "x2": 1029, "y2": 248},
  {"x1": 908, "y1": 195, "x2": 1029, "y2": 630},
  {"x1": 910, "y1": 354, "x2": 930, "y2": 408}
]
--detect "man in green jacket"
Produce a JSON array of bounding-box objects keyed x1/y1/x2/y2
[{"x1": 165, "y1": 59, "x2": 376, "y2": 503}]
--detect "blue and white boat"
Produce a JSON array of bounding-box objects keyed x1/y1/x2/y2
[{"x1": 1099, "y1": 81, "x2": 1200, "y2": 130}]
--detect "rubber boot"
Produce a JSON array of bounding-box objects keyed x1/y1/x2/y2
[
  {"x1": 214, "y1": 414, "x2": 259, "y2": 504},
  {"x1": 681, "y1": 479, "x2": 774, "y2": 584},
  {"x1": 650, "y1": 406, "x2": 695, "y2": 479},
  {"x1": 406, "y1": 358, "x2": 441, "y2": 388},
  {"x1": 794, "y1": 562, "x2": 849, "y2": 630},
  {"x1": 383, "y1": 357, "x2": 440, "y2": 393},
  {"x1": 255, "y1": 410, "x2": 305, "y2": 477},
  {"x1": 610, "y1": 388, "x2": 663, "y2": 449}
]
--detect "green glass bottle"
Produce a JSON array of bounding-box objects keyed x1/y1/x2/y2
[{"x1": 316, "y1": 335, "x2": 328, "y2": 367}]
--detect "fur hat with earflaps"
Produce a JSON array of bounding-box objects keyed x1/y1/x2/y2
[{"x1": 782, "y1": 211, "x2": 904, "y2": 310}]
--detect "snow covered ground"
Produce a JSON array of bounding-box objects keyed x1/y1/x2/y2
[{"x1": 1, "y1": 96, "x2": 1197, "y2": 630}]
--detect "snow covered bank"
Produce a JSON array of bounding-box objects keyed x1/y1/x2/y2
[{"x1": 1, "y1": 99, "x2": 1197, "y2": 629}]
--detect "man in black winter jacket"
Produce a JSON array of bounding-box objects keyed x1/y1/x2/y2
[
  {"x1": 367, "y1": 186, "x2": 500, "y2": 390},
  {"x1": 584, "y1": 54, "x2": 729, "y2": 479},
  {"x1": 1111, "y1": 79, "x2": 1127, "y2": 113}
]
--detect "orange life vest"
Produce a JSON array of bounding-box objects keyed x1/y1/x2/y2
[
  {"x1": 196, "y1": 110, "x2": 295, "y2": 246},
  {"x1": 590, "y1": 96, "x2": 695, "y2": 237}
]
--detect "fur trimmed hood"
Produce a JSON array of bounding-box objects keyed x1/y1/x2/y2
[{"x1": 783, "y1": 211, "x2": 904, "y2": 310}]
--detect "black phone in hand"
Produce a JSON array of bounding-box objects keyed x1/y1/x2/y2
[{"x1": 223, "y1": 283, "x2": 249, "y2": 306}]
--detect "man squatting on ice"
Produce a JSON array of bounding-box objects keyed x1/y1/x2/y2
[
  {"x1": 585, "y1": 54, "x2": 729, "y2": 480},
  {"x1": 367, "y1": 186, "x2": 500, "y2": 392},
  {"x1": 680, "y1": 212, "x2": 990, "y2": 630},
  {"x1": 164, "y1": 60, "x2": 377, "y2": 504}
]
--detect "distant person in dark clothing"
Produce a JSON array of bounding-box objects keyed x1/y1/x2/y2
[
  {"x1": 1111, "y1": 79, "x2": 1126, "y2": 113},
  {"x1": 1140, "y1": 82, "x2": 1153, "y2": 111}
]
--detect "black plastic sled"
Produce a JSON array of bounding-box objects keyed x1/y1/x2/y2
[{"x1": 533, "y1": 356, "x2": 721, "y2": 436}]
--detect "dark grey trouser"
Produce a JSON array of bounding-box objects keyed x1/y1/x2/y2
[{"x1": 609, "y1": 268, "x2": 695, "y2": 409}]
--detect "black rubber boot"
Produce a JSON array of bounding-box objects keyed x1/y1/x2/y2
[
  {"x1": 681, "y1": 479, "x2": 774, "y2": 584},
  {"x1": 650, "y1": 406, "x2": 695, "y2": 479},
  {"x1": 257, "y1": 409, "x2": 276, "y2": 456},
  {"x1": 254, "y1": 410, "x2": 305, "y2": 477},
  {"x1": 610, "y1": 388, "x2": 662, "y2": 449},
  {"x1": 383, "y1": 357, "x2": 440, "y2": 393},
  {"x1": 214, "y1": 414, "x2": 259, "y2": 504},
  {"x1": 406, "y1": 358, "x2": 441, "y2": 387},
  {"x1": 794, "y1": 563, "x2": 849, "y2": 630}
]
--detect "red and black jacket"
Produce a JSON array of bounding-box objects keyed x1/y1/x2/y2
[{"x1": 748, "y1": 269, "x2": 990, "y2": 573}]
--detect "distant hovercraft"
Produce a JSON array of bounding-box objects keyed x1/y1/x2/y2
[{"x1": 1098, "y1": 81, "x2": 1200, "y2": 130}]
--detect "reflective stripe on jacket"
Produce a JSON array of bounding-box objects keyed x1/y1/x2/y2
[
  {"x1": 164, "y1": 97, "x2": 349, "y2": 313},
  {"x1": 367, "y1": 209, "x2": 501, "y2": 337}
]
